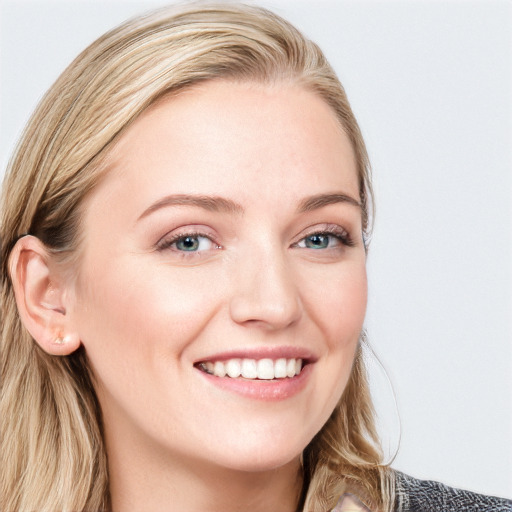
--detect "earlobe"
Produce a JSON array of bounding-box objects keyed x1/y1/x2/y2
[{"x1": 8, "y1": 235, "x2": 81, "y2": 356}]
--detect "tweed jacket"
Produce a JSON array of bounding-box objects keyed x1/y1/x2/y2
[
  {"x1": 332, "y1": 471, "x2": 511, "y2": 511},
  {"x1": 393, "y1": 471, "x2": 512, "y2": 511}
]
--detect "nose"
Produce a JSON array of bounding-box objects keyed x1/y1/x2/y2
[{"x1": 229, "y1": 246, "x2": 303, "y2": 330}]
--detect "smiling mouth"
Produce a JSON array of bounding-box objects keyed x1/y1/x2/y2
[{"x1": 195, "y1": 357, "x2": 304, "y2": 380}]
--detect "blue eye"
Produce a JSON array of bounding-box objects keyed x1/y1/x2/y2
[
  {"x1": 296, "y1": 228, "x2": 354, "y2": 250},
  {"x1": 303, "y1": 234, "x2": 330, "y2": 249},
  {"x1": 297, "y1": 233, "x2": 344, "y2": 249},
  {"x1": 175, "y1": 235, "x2": 215, "y2": 252},
  {"x1": 175, "y1": 236, "x2": 201, "y2": 251},
  {"x1": 157, "y1": 233, "x2": 217, "y2": 252}
]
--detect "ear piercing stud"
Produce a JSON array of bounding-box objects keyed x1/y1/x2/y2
[{"x1": 53, "y1": 335, "x2": 69, "y2": 345}]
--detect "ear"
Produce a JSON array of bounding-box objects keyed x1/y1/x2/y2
[{"x1": 8, "y1": 235, "x2": 80, "y2": 356}]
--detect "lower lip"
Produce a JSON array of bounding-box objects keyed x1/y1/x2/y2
[{"x1": 197, "y1": 363, "x2": 313, "y2": 401}]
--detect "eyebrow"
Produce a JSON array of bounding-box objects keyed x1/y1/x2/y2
[
  {"x1": 297, "y1": 193, "x2": 362, "y2": 212},
  {"x1": 138, "y1": 191, "x2": 361, "y2": 221},
  {"x1": 138, "y1": 194, "x2": 244, "y2": 220}
]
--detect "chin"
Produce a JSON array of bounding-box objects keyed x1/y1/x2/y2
[
  {"x1": 213, "y1": 448, "x2": 303, "y2": 474},
  {"x1": 196, "y1": 425, "x2": 313, "y2": 474}
]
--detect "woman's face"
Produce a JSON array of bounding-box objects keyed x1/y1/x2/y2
[{"x1": 69, "y1": 81, "x2": 367, "y2": 473}]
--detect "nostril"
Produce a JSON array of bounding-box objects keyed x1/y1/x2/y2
[
  {"x1": 229, "y1": 294, "x2": 303, "y2": 330},
  {"x1": 227, "y1": 251, "x2": 304, "y2": 330}
]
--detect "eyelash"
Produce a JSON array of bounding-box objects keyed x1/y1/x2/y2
[
  {"x1": 156, "y1": 224, "x2": 355, "y2": 255},
  {"x1": 156, "y1": 231, "x2": 220, "y2": 253},
  {"x1": 295, "y1": 225, "x2": 355, "y2": 249}
]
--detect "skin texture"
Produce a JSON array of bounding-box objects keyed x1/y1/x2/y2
[{"x1": 13, "y1": 81, "x2": 368, "y2": 511}]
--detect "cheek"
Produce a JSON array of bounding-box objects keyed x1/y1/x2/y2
[
  {"x1": 72, "y1": 256, "x2": 221, "y2": 369},
  {"x1": 295, "y1": 261, "x2": 367, "y2": 441},
  {"x1": 327, "y1": 269, "x2": 367, "y2": 401},
  {"x1": 302, "y1": 260, "x2": 367, "y2": 347},
  {"x1": 336, "y1": 269, "x2": 367, "y2": 345}
]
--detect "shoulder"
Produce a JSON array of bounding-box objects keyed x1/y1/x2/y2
[{"x1": 394, "y1": 470, "x2": 512, "y2": 512}]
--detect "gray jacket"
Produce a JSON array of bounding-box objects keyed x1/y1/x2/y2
[
  {"x1": 394, "y1": 471, "x2": 512, "y2": 511},
  {"x1": 332, "y1": 472, "x2": 511, "y2": 511}
]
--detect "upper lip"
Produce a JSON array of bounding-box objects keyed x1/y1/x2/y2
[{"x1": 194, "y1": 346, "x2": 318, "y2": 365}]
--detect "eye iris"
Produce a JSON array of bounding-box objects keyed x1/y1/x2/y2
[
  {"x1": 176, "y1": 236, "x2": 200, "y2": 251},
  {"x1": 306, "y1": 234, "x2": 329, "y2": 249}
]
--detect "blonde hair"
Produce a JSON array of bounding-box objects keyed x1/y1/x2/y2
[{"x1": 1, "y1": 4, "x2": 393, "y2": 511}]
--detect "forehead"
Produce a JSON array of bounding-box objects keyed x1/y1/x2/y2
[{"x1": 88, "y1": 80, "x2": 359, "y2": 222}]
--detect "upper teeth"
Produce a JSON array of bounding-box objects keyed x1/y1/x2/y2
[{"x1": 199, "y1": 358, "x2": 303, "y2": 380}]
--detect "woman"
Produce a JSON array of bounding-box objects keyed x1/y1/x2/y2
[{"x1": 0, "y1": 4, "x2": 510, "y2": 512}]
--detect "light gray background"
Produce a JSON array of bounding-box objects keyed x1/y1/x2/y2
[{"x1": 1, "y1": 0, "x2": 511, "y2": 500}]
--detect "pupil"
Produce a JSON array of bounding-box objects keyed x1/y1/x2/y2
[
  {"x1": 307, "y1": 235, "x2": 328, "y2": 249},
  {"x1": 178, "y1": 237, "x2": 199, "y2": 251}
]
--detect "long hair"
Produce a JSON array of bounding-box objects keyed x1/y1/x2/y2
[{"x1": 0, "y1": 4, "x2": 392, "y2": 511}]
